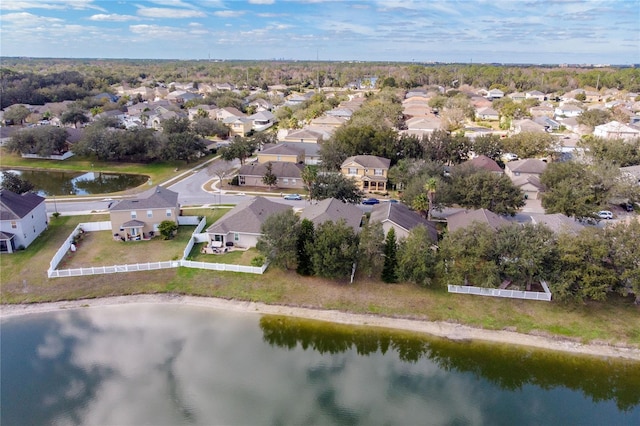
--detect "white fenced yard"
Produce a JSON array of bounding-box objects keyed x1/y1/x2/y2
[
  {"x1": 448, "y1": 281, "x2": 552, "y2": 302},
  {"x1": 48, "y1": 217, "x2": 268, "y2": 278}
]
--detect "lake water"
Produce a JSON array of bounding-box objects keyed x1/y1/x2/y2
[
  {"x1": 0, "y1": 168, "x2": 148, "y2": 196},
  {"x1": 1, "y1": 304, "x2": 639, "y2": 425}
]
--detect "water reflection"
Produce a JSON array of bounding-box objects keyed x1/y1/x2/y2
[
  {"x1": 1, "y1": 305, "x2": 639, "y2": 426},
  {"x1": 0, "y1": 168, "x2": 148, "y2": 195},
  {"x1": 259, "y1": 316, "x2": 640, "y2": 412}
]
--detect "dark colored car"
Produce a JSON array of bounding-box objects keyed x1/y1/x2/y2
[
  {"x1": 620, "y1": 202, "x2": 634, "y2": 212},
  {"x1": 362, "y1": 198, "x2": 380, "y2": 205}
]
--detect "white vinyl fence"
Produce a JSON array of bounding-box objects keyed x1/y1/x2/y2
[
  {"x1": 48, "y1": 218, "x2": 267, "y2": 278},
  {"x1": 448, "y1": 281, "x2": 552, "y2": 302}
]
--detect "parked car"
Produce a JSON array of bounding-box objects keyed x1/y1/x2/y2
[
  {"x1": 619, "y1": 202, "x2": 634, "y2": 212},
  {"x1": 597, "y1": 210, "x2": 613, "y2": 220},
  {"x1": 283, "y1": 193, "x2": 302, "y2": 200},
  {"x1": 362, "y1": 198, "x2": 380, "y2": 205},
  {"x1": 502, "y1": 153, "x2": 518, "y2": 161}
]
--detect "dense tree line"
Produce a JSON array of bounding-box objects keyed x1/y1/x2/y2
[{"x1": 258, "y1": 210, "x2": 640, "y2": 304}]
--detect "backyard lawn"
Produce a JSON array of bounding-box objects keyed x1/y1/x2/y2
[
  {"x1": 188, "y1": 243, "x2": 261, "y2": 266},
  {"x1": 58, "y1": 226, "x2": 196, "y2": 269}
]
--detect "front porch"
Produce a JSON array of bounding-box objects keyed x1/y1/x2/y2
[{"x1": 362, "y1": 176, "x2": 387, "y2": 192}]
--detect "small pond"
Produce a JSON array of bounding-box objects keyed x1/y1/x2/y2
[{"x1": 0, "y1": 168, "x2": 149, "y2": 196}]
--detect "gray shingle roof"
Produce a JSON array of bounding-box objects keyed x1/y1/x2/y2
[
  {"x1": 300, "y1": 198, "x2": 363, "y2": 231},
  {"x1": 238, "y1": 162, "x2": 304, "y2": 178},
  {"x1": 464, "y1": 155, "x2": 503, "y2": 173},
  {"x1": 531, "y1": 213, "x2": 583, "y2": 234},
  {"x1": 370, "y1": 202, "x2": 437, "y2": 241},
  {"x1": 341, "y1": 155, "x2": 391, "y2": 169},
  {"x1": 206, "y1": 196, "x2": 291, "y2": 235},
  {"x1": 0, "y1": 189, "x2": 45, "y2": 220},
  {"x1": 506, "y1": 158, "x2": 548, "y2": 175},
  {"x1": 447, "y1": 208, "x2": 509, "y2": 233},
  {"x1": 110, "y1": 186, "x2": 178, "y2": 211}
]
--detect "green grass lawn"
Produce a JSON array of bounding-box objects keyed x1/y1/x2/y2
[
  {"x1": 187, "y1": 243, "x2": 261, "y2": 266},
  {"x1": 1, "y1": 213, "x2": 639, "y2": 348}
]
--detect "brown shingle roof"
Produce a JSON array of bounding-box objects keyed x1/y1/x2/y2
[
  {"x1": 464, "y1": 155, "x2": 503, "y2": 173},
  {"x1": 447, "y1": 208, "x2": 509, "y2": 233},
  {"x1": 238, "y1": 161, "x2": 303, "y2": 178}
]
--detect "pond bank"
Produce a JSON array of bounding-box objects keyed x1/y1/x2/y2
[{"x1": 2, "y1": 294, "x2": 639, "y2": 361}]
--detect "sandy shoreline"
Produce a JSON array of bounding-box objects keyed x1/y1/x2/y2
[{"x1": 2, "y1": 294, "x2": 639, "y2": 361}]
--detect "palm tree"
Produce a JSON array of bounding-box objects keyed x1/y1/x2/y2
[{"x1": 424, "y1": 178, "x2": 437, "y2": 221}]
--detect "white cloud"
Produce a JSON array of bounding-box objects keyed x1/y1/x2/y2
[
  {"x1": 249, "y1": 0, "x2": 275, "y2": 4},
  {"x1": 89, "y1": 14, "x2": 140, "y2": 22},
  {"x1": 129, "y1": 24, "x2": 185, "y2": 39},
  {"x1": 0, "y1": 0, "x2": 106, "y2": 12},
  {"x1": 137, "y1": 7, "x2": 207, "y2": 19},
  {"x1": 214, "y1": 10, "x2": 246, "y2": 18},
  {"x1": 0, "y1": 12, "x2": 64, "y2": 26}
]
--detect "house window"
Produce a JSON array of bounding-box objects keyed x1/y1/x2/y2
[
  {"x1": 239, "y1": 176, "x2": 246, "y2": 185},
  {"x1": 166, "y1": 209, "x2": 172, "y2": 217},
  {"x1": 291, "y1": 179, "x2": 296, "y2": 185},
  {"x1": 277, "y1": 156, "x2": 282, "y2": 161},
  {"x1": 147, "y1": 210, "x2": 153, "y2": 218},
  {"x1": 131, "y1": 211, "x2": 137, "y2": 219},
  {"x1": 234, "y1": 233, "x2": 239, "y2": 242},
  {"x1": 374, "y1": 169, "x2": 383, "y2": 176},
  {"x1": 11, "y1": 221, "x2": 17, "y2": 229},
  {"x1": 153, "y1": 223, "x2": 159, "y2": 232},
  {"x1": 348, "y1": 167, "x2": 357, "y2": 175},
  {"x1": 283, "y1": 178, "x2": 289, "y2": 184}
]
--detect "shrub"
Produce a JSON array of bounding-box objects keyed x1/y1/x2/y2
[{"x1": 251, "y1": 255, "x2": 266, "y2": 267}]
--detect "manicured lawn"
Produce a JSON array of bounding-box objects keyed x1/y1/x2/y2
[
  {"x1": 187, "y1": 243, "x2": 261, "y2": 266},
  {"x1": 1, "y1": 214, "x2": 639, "y2": 348},
  {"x1": 57, "y1": 226, "x2": 195, "y2": 269}
]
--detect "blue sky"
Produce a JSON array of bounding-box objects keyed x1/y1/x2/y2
[{"x1": 0, "y1": 0, "x2": 638, "y2": 64}]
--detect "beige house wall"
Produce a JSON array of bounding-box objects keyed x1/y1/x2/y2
[
  {"x1": 340, "y1": 163, "x2": 388, "y2": 192},
  {"x1": 238, "y1": 175, "x2": 304, "y2": 189},
  {"x1": 110, "y1": 207, "x2": 179, "y2": 238},
  {"x1": 257, "y1": 153, "x2": 301, "y2": 164}
]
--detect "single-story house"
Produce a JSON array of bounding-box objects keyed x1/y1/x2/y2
[
  {"x1": 512, "y1": 174, "x2": 545, "y2": 200},
  {"x1": 206, "y1": 196, "x2": 291, "y2": 249},
  {"x1": 237, "y1": 161, "x2": 304, "y2": 189},
  {"x1": 341, "y1": 155, "x2": 391, "y2": 193},
  {"x1": 483, "y1": 89, "x2": 504, "y2": 100},
  {"x1": 526, "y1": 90, "x2": 546, "y2": 102},
  {"x1": 109, "y1": 186, "x2": 179, "y2": 241},
  {"x1": 0, "y1": 189, "x2": 48, "y2": 253},
  {"x1": 369, "y1": 202, "x2": 438, "y2": 242},
  {"x1": 530, "y1": 213, "x2": 583, "y2": 234},
  {"x1": 446, "y1": 208, "x2": 509, "y2": 233},
  {"x1": 511, "y1": 119, "x2": 547, "y2": 134},
  {"x1": 300, "y1": 198, "x2": 363, "y2": 232},
  {"x1": 593, "y1": 121, "x2": 640, "y2": 141},
  {"x1": 476, "y1": 107, "x2": 500, "y2": 121},
  {"x1": 462, "y1": 155, "x2": 503, "y2": 174},
  {"x1": 554, "y1": 104, "x2": 583, "y2": 118}
]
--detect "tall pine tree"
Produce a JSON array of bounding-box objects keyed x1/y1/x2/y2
[{"x1": 382, "y1": 228, "x2": 398, "y2": 283}]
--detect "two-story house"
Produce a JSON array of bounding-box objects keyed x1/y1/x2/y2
[
  {"x1": 109, "y1": 186, "x2": 179, "y2": 241},
  {"x1": 340, "y1": 155, "x2": 391, "y2": 193},
  {"x1": 0, "y1": 189, "x2": 48, "y2": 253}
]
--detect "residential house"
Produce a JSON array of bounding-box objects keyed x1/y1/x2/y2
[
  {"x1": 248, "y1": 98, "x2": 273, "y2": 112},
  {"x1": 224, "y1": 116, "x2": 253, "y2": 137},
  {"x1": 476, "y1": 107, "x2": 500, "y2": 121},
  {"x1": 529, "y1": 105, "x2": 555, "y2": 117},
  {"x1": 188, "y1": 105, "x2": 217, "y2": 120},
  {"x1": 511, "y1": 119, "x2": 547, "y2": 134},
  {"x1": 341, "y1": 155, "x2": 391, "y2": 193},
  {"x1": 512, "y1": 174, "x2": 545, "y2": 200},
  {"x1": 462, "y1": 155, "x2": 503, "y2": 174},
  {"x1": 593, "y1": 121, "x2": 640, "y2": 140},
  {"x1": 237, "y1": 161, "x2": 304, "y2": 189},
  {"x1": 0, "y1": 189, "x2": 48, "y2": 253},
  {"x1": 310, "y1": 115, "x2": 347, "y2": 128},
  {"x1": 215, "y1": 83, "x2": 236, "y2": 91},
  {"x1": 508, "y1": 92, "x2": 527, "y2": 102},
  {"x1": 369, "y1": 202, "x2": 437, "y2": 242},
  {"x1": 300, "y1": 198, "x2": 363, "y2": 232},
  {"x1": 206, "y1": 196, "x2": 290, "y2": 249},
  {"x1": 257, "y1": 144, "x2": 304, "y2": 164},
  {"x1": 525, "y1": 90, "x2": 546, "y2": 102},
  {"x1": 325, "y1": 107, "x2": 354, "y2": 119},
  {"x1": 258, "y1": 142, "x2": 321, "y2": 165},
  {"x1": 282, "y1": 128, "x2": 324, "y2": 144},
  {"x1": 285, "y1": 92, "x2": 315, "y2": 106},
  {"x1": 533, "y1": 116, "x2": 561, "y2": 131},
  {"x1": 216, "y1": 107, "x2": 246, "y2": 122},
  {"x1": 109, "y1": 186, "x2": 179, "y2": 241},
  {"x1": 249, "y1": 110, "x2": 276, "y2": 131},
  {"x1": 405, "y1": 116, "x2": 441, "y2": 135},
  {"x1": 554, "y1": 104, "x2": 583, "y2": 118},
  {"x1": 530, "y1": 213, "x2": 583, "y2": 234},
  {"x1": 446, "y1": 208, "x2": 509, "y2": 233},
  {"x1": 504, "y1": 158, "x2": 548, "y2": 180},
  {"x1": 483, "y1": 89, "x2": 504, "y2": 100}
]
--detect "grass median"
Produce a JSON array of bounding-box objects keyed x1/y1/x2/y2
[{"x1": 1, "y1": 213, "x2": 638, "y2": 348}]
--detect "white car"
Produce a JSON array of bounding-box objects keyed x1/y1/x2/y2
[{"x1": 597, "y1": 210, "x2": 613, "y2": 220}]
